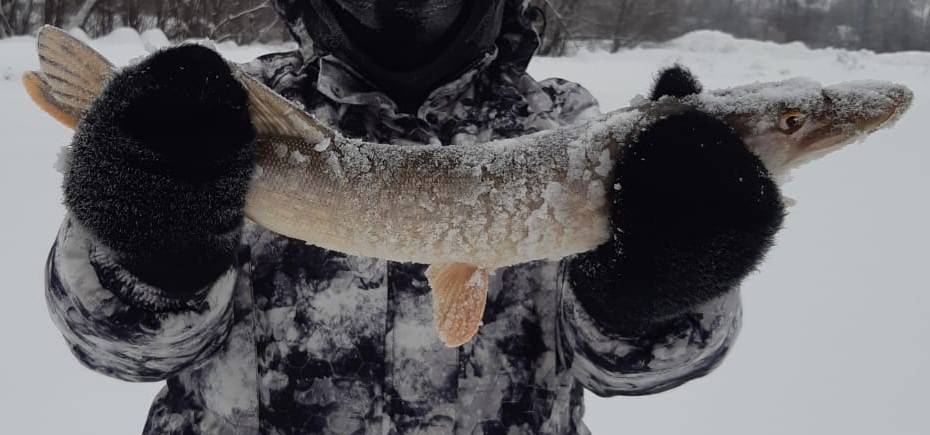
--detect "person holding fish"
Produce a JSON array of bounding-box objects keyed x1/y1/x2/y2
[{"x1": 42, "y1": 1, "x2": 794, "y2": 434}]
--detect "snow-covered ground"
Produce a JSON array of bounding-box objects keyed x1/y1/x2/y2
[{"x1": 1, "y1": 29, "x2": 928, "y2": 434}]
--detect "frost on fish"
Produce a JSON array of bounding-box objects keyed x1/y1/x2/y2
[
  {"x1": 691, "y1": 78, "x2": 911, "y2": 136},
  {"x1": 679, "y1": 78, "x2": 913, "y2": 180},
  {"x1": 244, "y1": 76, "x2": 910, "y2": 270},
  {"x1": 244, "y1": 110, "x2": 652, "y2": 270}
]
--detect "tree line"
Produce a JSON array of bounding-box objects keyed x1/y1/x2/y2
[
  {"x1": 1, "y1": 0, "x2": 929, "y2": 54},
  {"x1": 533, "y1": 0, "x2": 930, "y2": 54},
  {"x1": 0, "y1": 0, "x2": 286, "y2": 43}
]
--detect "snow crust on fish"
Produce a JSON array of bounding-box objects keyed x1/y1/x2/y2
[
  {"x1": 246, "y1": 110, "x2": 645, "y2": 268},
  {"x1": 690, "y1": 78, "x2": 910, "y2": 132}
]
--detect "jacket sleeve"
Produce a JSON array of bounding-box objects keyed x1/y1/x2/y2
[
  {"x1": 557, "y1": 270, "x2": 741, "y2": 396},
  {"x1": 45, "y1": 216, "x2": 237, "y2": 382},
  {"x1": 553, "y1": 104, "x2": 782, "y2": 397}
]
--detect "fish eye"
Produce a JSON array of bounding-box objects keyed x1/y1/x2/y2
[{"x1": 779, "y1": 110, "x2": 806, "y2": 133}]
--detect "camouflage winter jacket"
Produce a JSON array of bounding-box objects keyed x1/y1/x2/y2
[{"x1": 45, "y1": 8, "x2": 742, "y2": 435}]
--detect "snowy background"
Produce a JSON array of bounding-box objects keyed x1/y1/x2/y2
[{"x1": 1, "y1": 29, "x2": 928, "y2": 434}]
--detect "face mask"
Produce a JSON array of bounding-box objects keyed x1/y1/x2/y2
[
  {"x1": 326, "y1": 0, "x2": 466, "y2": 70},
  {"x1": 302, "y1": 0, "x2": 504, "y2": 111}
]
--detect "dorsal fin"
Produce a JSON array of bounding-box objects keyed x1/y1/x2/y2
[
  {"x1": 26, "y1": 25, "x2": 335, "y2": 146},
  {"x1": 232, "y1": 68, "x2": 333, "y2": 143}
]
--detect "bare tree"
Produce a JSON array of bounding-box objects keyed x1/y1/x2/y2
[
  {"x1": 2, "y1": 0, "x2": 930, "y2": 54},
  {"x1": 68, "y1": 0, "x2": 98, "y2": 29},
  {"x1": 534, "y1": 0, "x2": 581, "y2": 56}
]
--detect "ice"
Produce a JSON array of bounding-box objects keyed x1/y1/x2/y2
[
  {"x1": 289, "y1": 149, "x2": 308, "y2": 165},
  {"x1": 313, "y1": 137, "x2": 332, "y2": 152},
  {"x1": 1, "y1": 28, "x2": 928, "y2": 435},
  {"x1": 53, "y1": 146, "x2": 71, "y2": 174},
  {"x1": 273, "y1": 143, "x2": 287, "y2": 157},
  {"x1": 690, "y1": 77, "x2": 825, "y2": 120}
]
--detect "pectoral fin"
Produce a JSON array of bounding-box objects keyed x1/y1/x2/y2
[{"x1": 426, "y1": 263, "x2": 489, "y2": 347}]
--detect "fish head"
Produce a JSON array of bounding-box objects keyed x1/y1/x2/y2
[{"x1": 687, "y1": 78, "x2": 913, "y2": 181}]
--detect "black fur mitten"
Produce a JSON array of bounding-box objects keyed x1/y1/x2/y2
[
  {"x1": 64, "y1": 45, "x2": 256, "y2": 296},
  {"x1": 568, "y1": 67, "x2": 785, "y2": 335}
]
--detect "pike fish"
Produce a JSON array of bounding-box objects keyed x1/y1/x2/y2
[{"x1": 24, "y1": 26, "x2": 913, "y2": 346}]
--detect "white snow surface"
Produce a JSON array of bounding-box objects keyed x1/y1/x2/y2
[{"x1": 2, "y1": 28, "x2": 929, "y2": 434}]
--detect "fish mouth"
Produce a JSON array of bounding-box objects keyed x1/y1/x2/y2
[{"x1": 788, "y1": 82, "x2": 913, "y2": 166}]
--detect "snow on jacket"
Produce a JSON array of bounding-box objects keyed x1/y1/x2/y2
[{"x1": 45, "y1": 5, "x2": 742, "y2": 435}]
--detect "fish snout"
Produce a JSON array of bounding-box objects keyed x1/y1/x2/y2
[
  {"x1": 823, "y1": 81, "x2": 914, "y2": 131},
  {"x1": 884, "y1": 83, "x2": 915, "y2": 109}
]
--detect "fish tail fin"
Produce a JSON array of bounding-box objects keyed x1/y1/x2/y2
[
  {"x1": 23, "y1": 25, "x2": 114, "y2": 127},
  {"x1": 426, "y1": 263, "x2": 489, "y2": 347},
  {"x1": 22, "y1": 71, "x2": 80, "y2": 128},
  {"x1": 25, "y1": 25, "x2": 335, "y2": 147}
]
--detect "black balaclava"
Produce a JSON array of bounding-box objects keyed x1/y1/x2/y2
[{"x1": 283, "y1": 0, "x2": 507, "y2": 112}]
